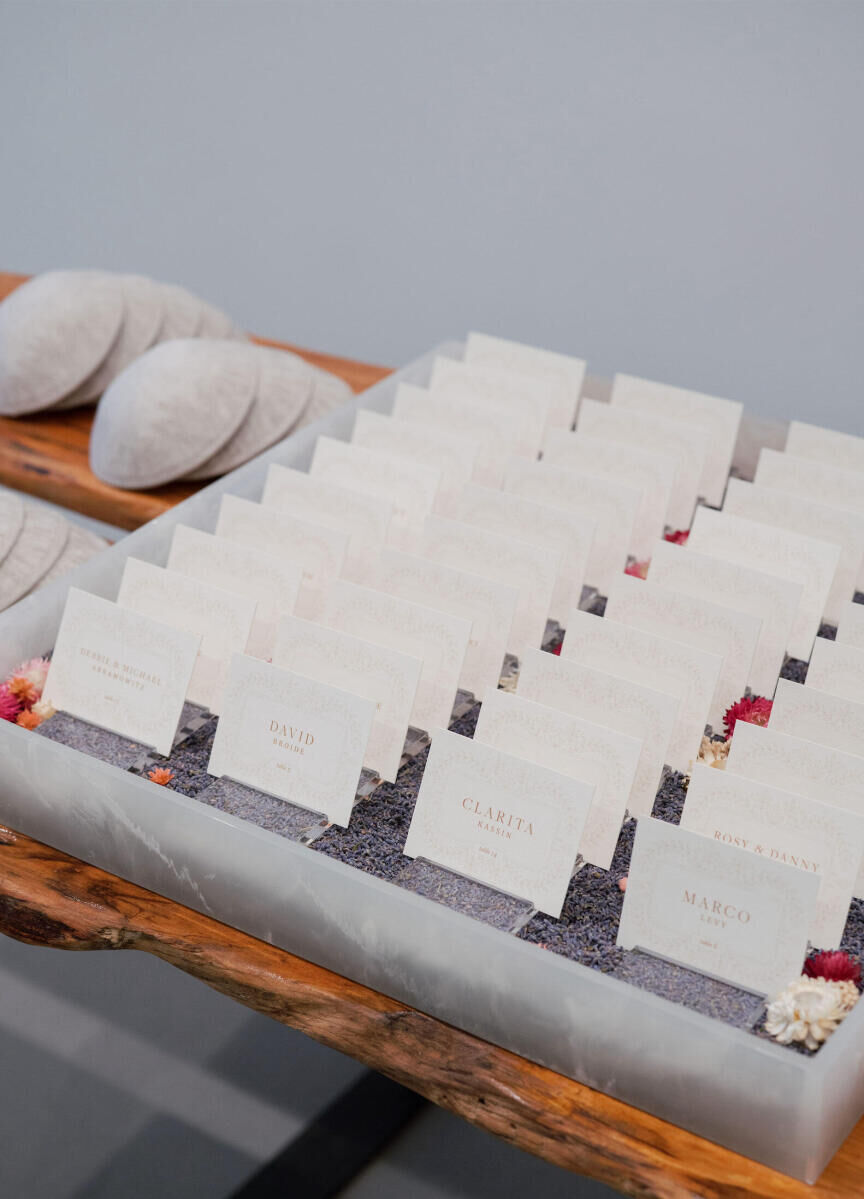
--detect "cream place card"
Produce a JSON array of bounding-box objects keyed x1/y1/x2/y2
[
  {"x1": 167, "y1": 524, "x2": 301, "y2": 660},
  {"x1": 560, "y1": 609, "x2": 722, "y2": 771},
  {"x1": 392, "y1": 382, "x2": 519, "y2": 487},
  {"x1": 577, "y1": 397, "x2": 710, "y2": 531},
  {"x1": 610, "y1": 372, "x2": 743, "y2": 508},
  {"x1": 617, "y1": 816, "x2": 818, "y2": 996},
  {"x1": 688, "y1": 506, "x2": 841, "y2": 662},
  {"x1": 261, "y1": 463, "x2": 392, "y2": 583},
  {"x1": 464, "y1": 331, "x2": 585, "y2": 428},
  {"x1": 116, "y1": 558, "x2": 255, "y2": 713},
  {"x1": 420, "y1": 514, "x2": 561, "y2": 655},
  {"x1": 503, "y1": 458, "x2": 641, "y2": 596},
  {"x1": 724, "y1": 477, "x2": 864, "y2": 624},
  {"x1": 42, "y1": 587, "x2": 200, "y2": 755},
  {"x1": 786, "y1": 420, "x2": 864, "y2": 476},
  {"x1": 216, "y1": 493, "x2": 349, "y2": 622},
  {"x1": 647, "y1": 538, "x2": 801, "y2": 699},
  {"x1": 367, "y1": 548, "x2": 517, "y2": 699},
  {"x1": 683, "y1": 765, "x2": 864, "y2": 949},
  {"x1": 320, "y1": 578, "x2": 471, "y2": 733},
  {"x1": 756, "y1": 447, "x2": 864, "y2": 522},
  {"x1": 309, "y1": 436, "x2": 441, "y2": 552},
  {"x1": 351, "y1": 408, "x2": 479, "y2": 516},
  {"x1": 770, "y1": 678, "x2": 864, "y2": 761},
  {"x1": 208, "y1": 654, "x2": 374, "y2": 828},
  {"x1": 403, "y1": 729, "x2": 594, "y2": 917},
  {"x1": 449, "y1": 482, "x2": 594, "y2": 618},
  {"x1": 807, "y1": 637, "x2": 864, "y2": 706},
  {"x1": 604, "y1": 573, "x2": 762, "y2": 730},
  {"x1": 835, "y1": 601, "x2": 864, "y2": 650},
  {"x1": 474, "y1": 688, "x2": 642, "y2": 870},
  {"x1": 272, "y1": 614, "x2": 421, "y2": 784},
  {"x1": 429, "y1": 357, "x2": 551, "y2": 451},
  {"x1": 517, "y1": 649, "x2": 679, "y2": 817},
  {"x1": 542, "y1": 429, "x2": 672, "y2": 561}
]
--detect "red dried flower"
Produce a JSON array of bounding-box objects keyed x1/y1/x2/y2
[
  {"x1": 625, "y1": 560, "x2": 650, "y2": 580},
  {"x1": 723, "y1": 695, "x2": 772, "y2": 740},
  {"x1": 148, "y1": 767, "x2": 174, "y2": 786},
  {"x1": 0, "y1": 684, "x2": 22, "y2": 723},
  {"x1": 664, "y1": 529, "x2": 690, "y2": 546},
  {"x1": 550, "y1": 642, "x2": 562, "y2": 656},
  {"x1": 804, "y1": 951, "x2": 862, "y2": 987}
]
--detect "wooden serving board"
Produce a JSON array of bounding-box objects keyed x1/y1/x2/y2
[{"x1": 0, "y1": 272, "x2": 392, "y2": 531}]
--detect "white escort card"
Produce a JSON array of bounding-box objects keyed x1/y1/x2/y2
[
  {"x1": 420, "y1": 514, "x2": 561, "y2": 654},
  {"x1": 807, "y1": 637, "x2": 864, "y2": 706},
  {"x1": 517, "y1": 649, "x2": 679, "y2": 817},
  {"x1": 604, "y1": 573, "x2": 762, "y2": 730},
  {"x1": 647, "y1": 539, "x2": 801, "y2": 699},
  {"x1": 464, "y1": 331, "x2": 585, "y2": 428},
  {"x1": 687, "y1": 506, "x2": 841, "y2": 662},
  {"x1": 167, "y1": 524, "x2": 302, "y2": 660},
  {"x1": 320, "y1": 578, "x2": 471, "y2": 733},
  {"x1": 542, "y1": 429, "x2": 673, "y2": 560},
  {"x1": 503, "y1": 458, "x2": 641, "y2": 596},
  {"x1": 429, "y1": 357, "x2": 551, "y2": 451},
  {"x1": 272, "y1": 614, "x2": 421, "y2": 784},
  {"x1": 261, "y1": 463, "x2": 392, "y2": 582},
  {"x1": 367, "y1": 548, "x2": 517, "y2": 699},
  {"x1": 43, "y1": 587, "x2": 200, "y2": 755},
  {"x1": 392, "y1": 382, "x2": 521, "y2": 487},
  {"x1": 724, "y1": 477, "x2": 864, "y2": 624},
  {"x1": 474, "y1": 688, "x2": 642, "y2": 870},
  {"x1": 309, "y1": 436, "x2": 441, "y2": 551},
  {"x1": 610, "y1": 372, "x2": 743, "y2": 509},
  {"x1": 683, "y1": 764, "x2": 864, "y2": 949},
  {"x1": 449, "y1": 482, "x2": 594, "y2": 617},
  {"x1": 116, "y1": 558, "x2": 255, "y2": 714},
  {"x1": 726, "y1": 722, "x2": 864, "y2": 898},
  {"x1": 216, "y1": 494, "x2": 349, "y2": 622},
  {"x1": 836, "y1": 601, "x2": 864, "y2": 651},
  {"x1": 208, "y1": 654, "x2": 374, "y2": 828},
  {"x1": 560, "y1": 609, "x2": 722, "y2": 771},
  {"x1": 403, "y1": 729, "x2": 594, "y2": 917},
  {"x1": 786, "y1": 420, "x2": 864, "y2": 476},
  {"x1": 351, "y1": 408, "x2": 479, "y2": 516},
  {"x1": 770, "y1": 678, "x2": 864, "y2": 762},
  {"x1": 756, "y1": 447, "x2": 864, "y2": 523},
  {"x1": 617, "y1": 816, "x2": 818, "y2": 996},
  {"x1": 576, "y1": 397, "x2": 710, "y2": 531}
]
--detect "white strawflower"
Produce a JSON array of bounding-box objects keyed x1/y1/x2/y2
[{"x1": 765, "y1": 977, "x2": 852, "y2": 1051}]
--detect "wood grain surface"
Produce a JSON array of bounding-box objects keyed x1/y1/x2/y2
[
  {"x1": 0, "y1": 272, "x2": 391, "y2": 530},
  {"x1": 0, "y1": 819, "x2": 861, "y2": 1198}
]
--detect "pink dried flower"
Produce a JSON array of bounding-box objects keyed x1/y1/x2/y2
[
  {"x1": 625, "y1": 560, "x2": 650, "y2": 580},
  {"x1": 5, "y1": 657, "x2": 50, "y2": 709},
  {"x1": 664, "y1": 529, "x2": 690, "y2": 546},
  {"x1": 0, "y1": 684, "x2": 22, "y2": 723},
  {"x1": 618, "y1": 876, "x2": 628, "y2": 892},
  {"x1": 723, "y1": 695, "x2": 772, "y2": 740},
  {"x1": 804, "y1": 951, "x2": 862, "y2": 987}
]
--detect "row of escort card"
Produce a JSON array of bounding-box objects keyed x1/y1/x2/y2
[{"x1": 39, "y1": 332, "x2": 864, "y2": 998}]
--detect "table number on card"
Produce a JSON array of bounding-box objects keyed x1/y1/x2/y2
[
  {"x1": 42, "y1": 588, "x2": 200, "y2": 756},
  {"x1": 618, "y1": 817, "x2": 819, "y2": 996},
  {"x1": 403, "y1": 730, "x2": 594, "y2": 918}
]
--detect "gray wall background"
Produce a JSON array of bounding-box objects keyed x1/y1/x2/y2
[{"x1": 1, "y1": 0, "x2": 862, "y2": 431}]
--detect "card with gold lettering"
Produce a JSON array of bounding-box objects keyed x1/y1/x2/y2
[
  {"x1": 517, "y1": 648, "x2": 679, "y2": 817},
  {"x1": 208, "y1": 653, "x2": 375, "y2": 827},
  {"x1": 474, "y1": 689, "x2": 641, "y2": 870},
  {"x1": 617, "y1": 816, "x2": 819, "y2": 996},
  {"x1": 806, "y1": 637, "x2": 864, "y2": 706},
  {"x1": 502, "y1": 457, "x2": 642, "y2": 596},
  {"x1": 320, "y1": 578, "x2": 471, "y2": 733},
  {"x1": 604, "y1": 573, "x2": 762, "y2": 730},
  {"x1": 770, "y1": 678, "x2": 864, "y2": 761},
  {"x1": 688, "y1": 506, "x2": 841, "y2": 661},
  {"x1": 309, "y1": 435, "x2": 441, "y2": 551},
  {"x1": 367, "y1": 547, "x2": 517, "y2": 700},
  {"x1": 683, "y1": 764, "x2": 864, "y2": 948},
  {"x1": 116, "y1": 558, "x2": 256, "y2": 714},
  {"x1": 272, "y1": 614, "x2": 421, "y2": 783},
  {"x1": 561, "y1": 609, "x2": 722, "y2": 772},
  {"x1": 167, "y1": 524, "x2": 302, "y2": 660},
  {"x1": 403, "y1": 729, "x2": 594, "y2": 916},
  {"x1": 464, "y1": 331, "x2": 585, "y2": 428},
  {"x1": 429, "y1": 357, "x2": 551, "y2": 452},
  {"x1": 647, "y1": 538, "x2": 801, "y2": 699},
  {"x1": 216, "y1": 493, "x2": 349, "y2": 621},
  {"x1": 261, "y1": 463, "x2": 393, "y2": 582},
  {"x1": 449, "y1": 482, "x2": 595, "y2": 618},
  {"x1": 42, "y1": 587, "x2": 200, "y2": 756}
]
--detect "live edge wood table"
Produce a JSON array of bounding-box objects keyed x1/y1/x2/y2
[{"x1": 0, "y1": 273, "x2": 862, "y2": 1198}]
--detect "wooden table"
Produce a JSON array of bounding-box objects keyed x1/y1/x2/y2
[{"x1": 0, "y1": 272, "x2": 862, "y2": 1196}]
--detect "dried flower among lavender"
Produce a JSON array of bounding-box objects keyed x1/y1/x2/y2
[
  {"x1": 765, "y1": 977, "x2": 855, "y2": 1051},
  {"x1": 0, "y1": 683, "x2": 22, "y2": 723},
  {"x1": 804, "y1": 950, "x2": 862, "y2": 988},
  {"x1": 147, "y1": 767, "x2": 174, "y2": 786},
  {"x1": 625, "y1": 560, "x2": 650, "y2": 580},
  {"x1": 696, "y1": 735, "x2": 729, "y2": 770},
  {"x1": 664, "y1": 529, "x2": 690, "y2": 546},
  {"x1": 15, "y1": 709, "x2": 42, "y2": 730},
  {"x1": 723, "y1": 695, "x2": 772, "y2": 740},
  {"x1": 30, "y1": 697, "x2": 56, "y2": 722}
]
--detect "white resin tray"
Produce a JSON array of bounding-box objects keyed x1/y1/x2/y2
[{"x1": 0, "y1": 344, "x2": 860, "y2": 1184}]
